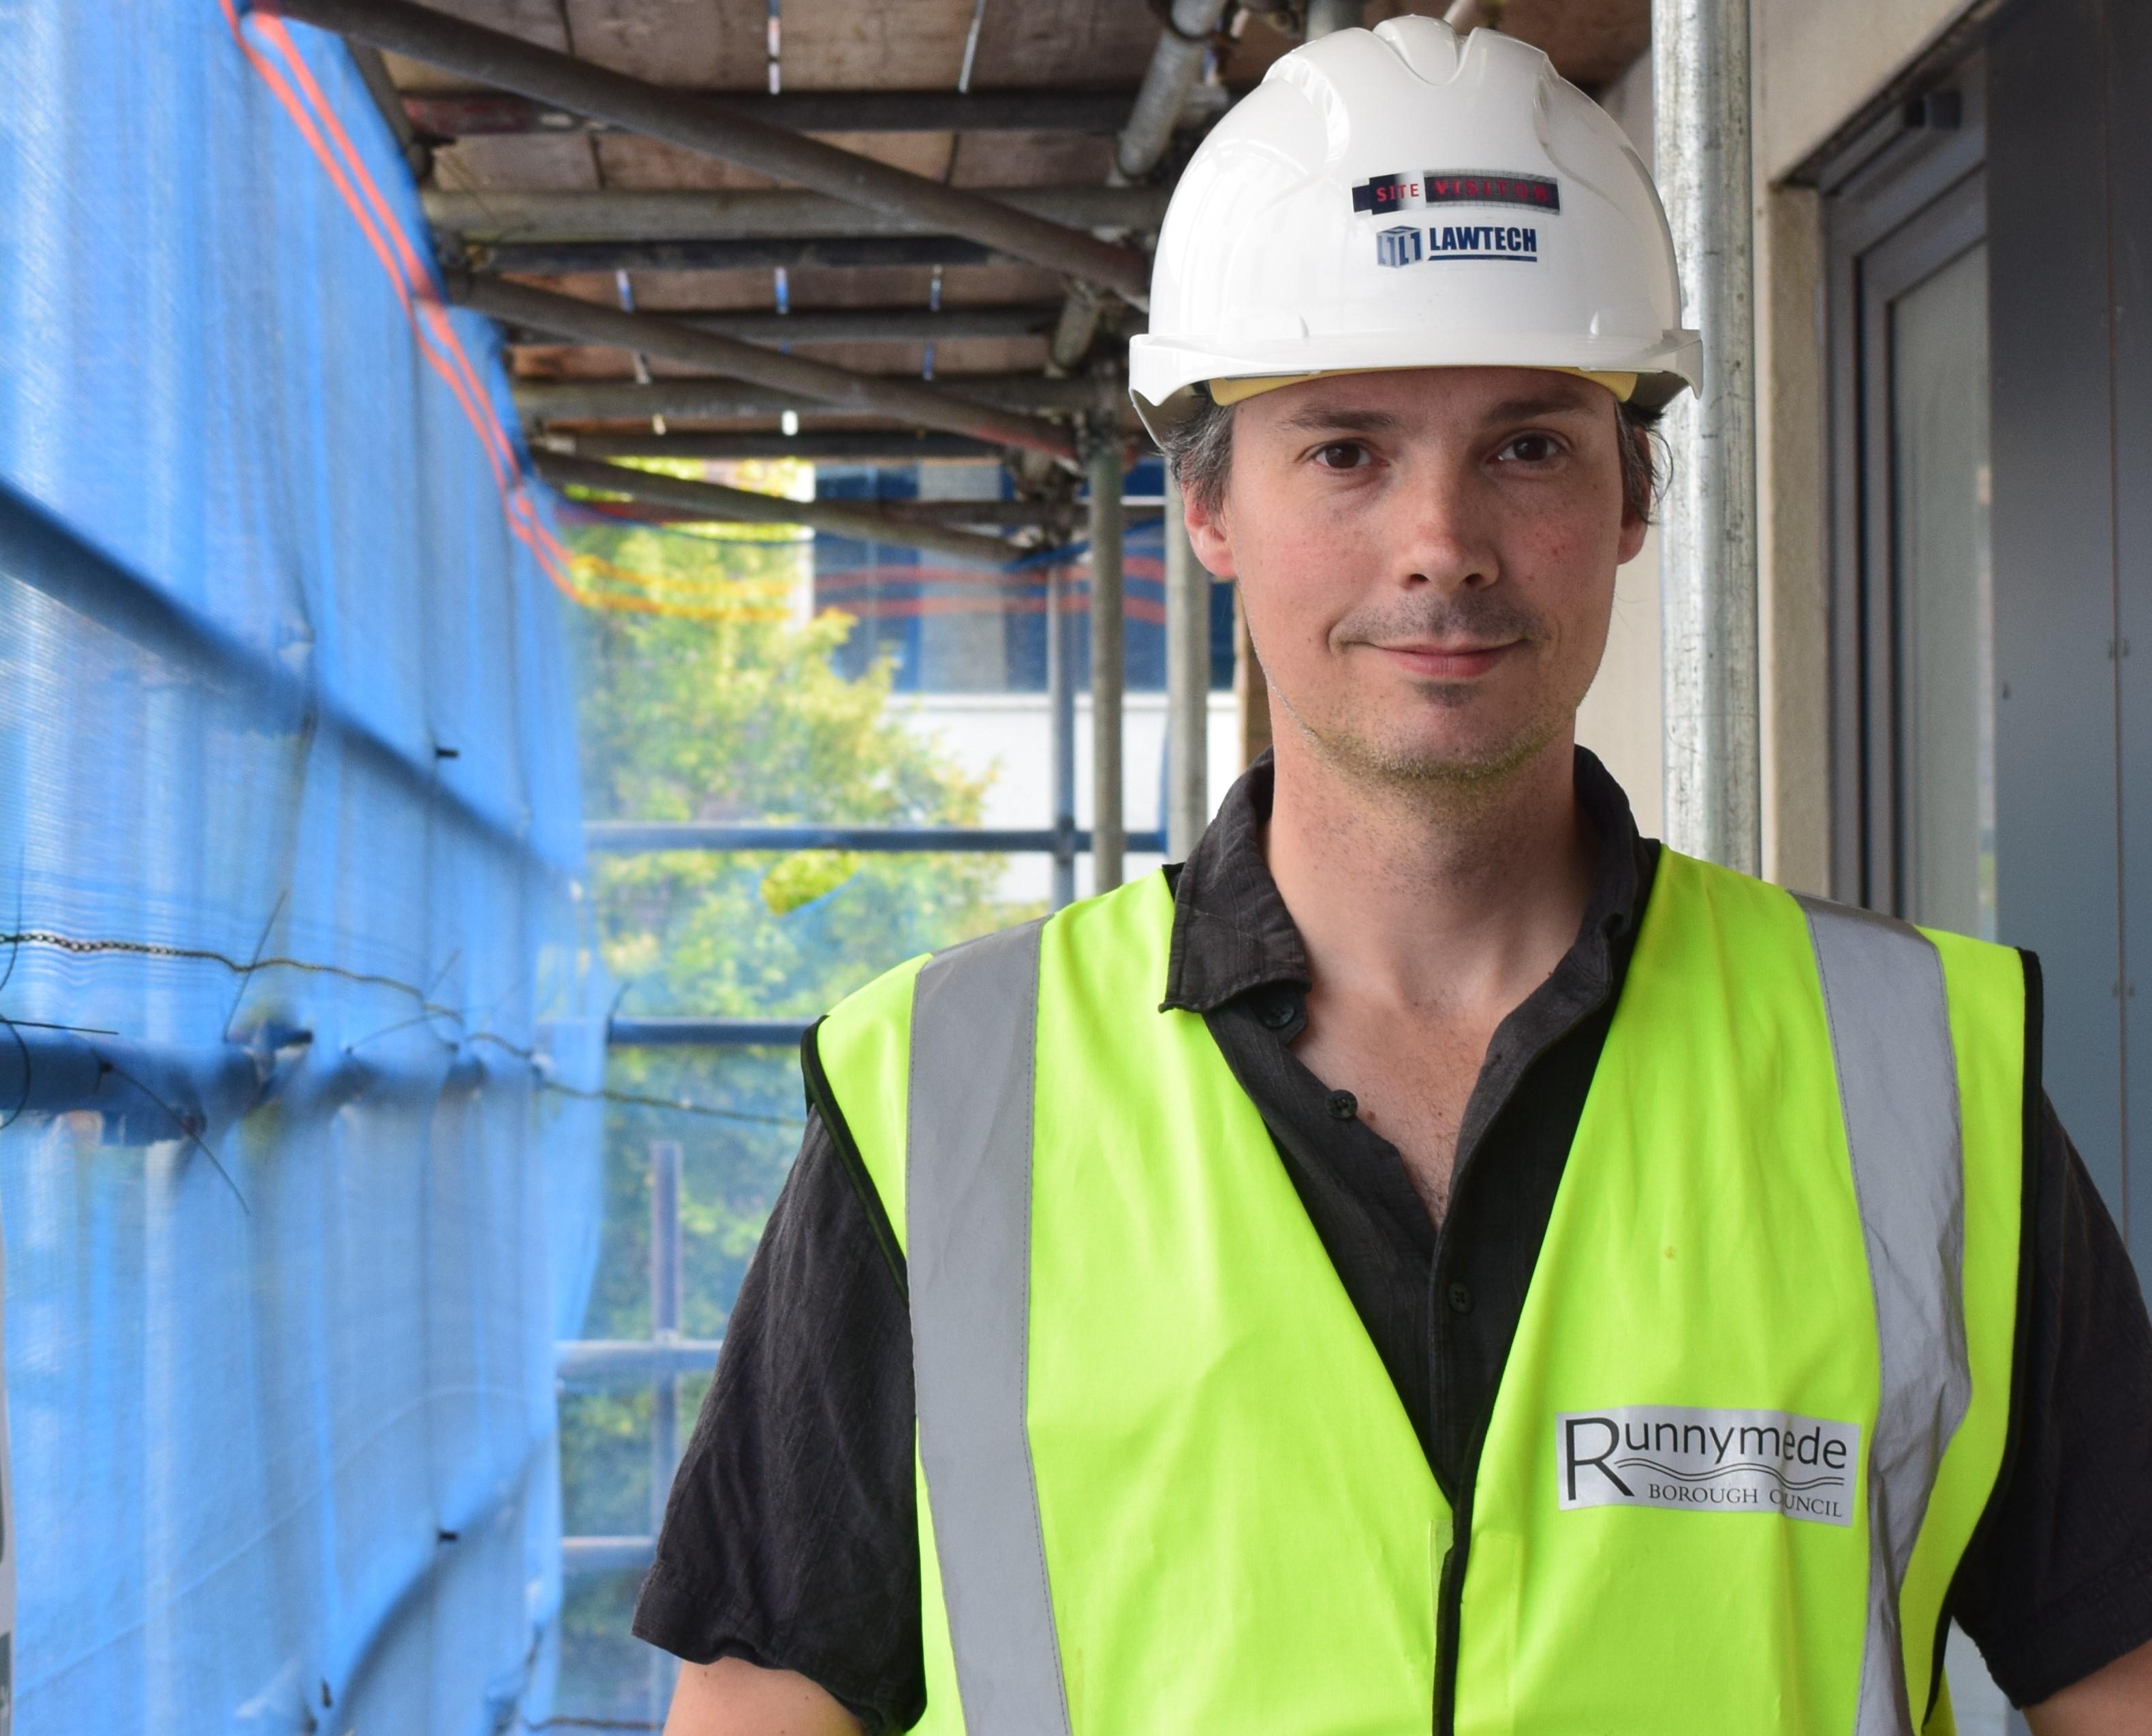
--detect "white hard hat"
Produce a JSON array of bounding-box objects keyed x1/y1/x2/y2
[{"x1": 1128, "y1": 16, "x2": 1702, "y2": 439}]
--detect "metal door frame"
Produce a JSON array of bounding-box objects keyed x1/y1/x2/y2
[{"x1": 1822, "y1": 72, "x2": 1990, "y2": 908}]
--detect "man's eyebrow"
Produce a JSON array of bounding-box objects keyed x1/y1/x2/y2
[
  {"x1": 1273, "y1": 405, "x2": 1409, "y2": 435},
  {"x1": 1272, "y1": 389, "x2": 1609, "y2": 437},
  {"x1": 1479, "y1": 390, "x2": 1606, "y2": 423}
]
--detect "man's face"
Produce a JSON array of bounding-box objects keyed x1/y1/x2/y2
[{"x1": 1185, "y1": 366, "x2": 1647, "y2": 787}]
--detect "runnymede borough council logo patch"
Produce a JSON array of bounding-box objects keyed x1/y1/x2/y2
[{"x1": 1558, "y1": 1404, "x2": 1860, "y2": 1527}]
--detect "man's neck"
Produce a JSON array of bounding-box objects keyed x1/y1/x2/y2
[{"x1": 1263, "y1": 726, "x2": 1595, "y2": 1020}]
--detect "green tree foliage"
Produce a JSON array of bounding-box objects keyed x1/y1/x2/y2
[
  {"x1": 574, "y1": 518, "x2": 1011, "y2": 1020},
  {"x1": 553, "y1": 503, "x2": 1023, "y2": 1722}
]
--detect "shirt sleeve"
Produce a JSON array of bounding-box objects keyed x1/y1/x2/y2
[
  {"x1": 1952, "y1": 1096, "x2": 2152, "y2": 1707},
  {"x1": 631, "y1": 1109, "x2": 926, "y2": 1735}
]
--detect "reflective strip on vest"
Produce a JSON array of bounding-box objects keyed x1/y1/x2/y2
[
  {"x1": 905, "y1": 919, "x2": 1073, "y2": 1736},
  {"x1": 906, "y1": 895, "x2": 1972, "y2": 1736},
  {"x1": 1796, "y1": 897, "x2": 1971, "y2": 1736}
]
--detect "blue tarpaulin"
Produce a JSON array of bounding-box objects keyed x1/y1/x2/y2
[{"x1": 0, "y1": 5, "x2": 604, "y2": 1730}]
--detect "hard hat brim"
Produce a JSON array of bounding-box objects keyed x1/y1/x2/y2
[{"x1": 1129, "y1": 330, "x2": 1702, "y2": 443}]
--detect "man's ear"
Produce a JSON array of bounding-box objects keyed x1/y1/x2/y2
[
  {"x1": 1183, "y1": 484, "x2": 1237, "y2": 579},
  {"x1": 1617, "y1": 507, "x2": 1649, "y2": 567}
]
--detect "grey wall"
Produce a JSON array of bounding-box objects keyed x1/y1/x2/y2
[
  {"x1": 1988, "y1": 0, "x2": 2145, "y2": 1261},
  {"x1": 2111, "y1": 0, "x2": 2152, "y2": 1272},
  {"x1": 1756, "y1": 0, "x2": 1989, "y2": 180}
]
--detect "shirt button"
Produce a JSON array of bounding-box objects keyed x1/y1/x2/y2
[
  {"x1": 1260, "y1": 995, "x2": 1297, "y2": 1030},
  {"x1": 1447, "y1": 1282, "x2": 1474, "y2": 1315},
  {"x1": 1326, "y1": 1089, "x2": 1358, "y2": 1120}
]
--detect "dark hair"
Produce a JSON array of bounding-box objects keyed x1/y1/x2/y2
[
  {"x1": 1159, "y1": 382, "x2": 1668, "y2": 526},
  {"x1": 1615, "y1": 398, "x2": 1667, "y2": 526}
]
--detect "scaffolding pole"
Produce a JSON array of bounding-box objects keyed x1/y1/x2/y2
[
  {"x1": 584, "y1": 822, "x2": 1162, "y2": 853},
  {"x1": 1089, "y1": 435, "x2": 1126, "y2": 892},
  {"x1": 1048, "y1": 567, "x2": 1078, "y2": 908},
  {"x1": 1164, "y1": 475, "x2": 1211, "y2": 858},
  {"x1": 646, "y1": 1137, "x2": 684, "y2": 1718},
  {"x1": 401, "y1": 84, "x2": 1228, "y2": 140},
  {"x1": 532, "y1": 452, "x2": 1017, "y2": 566},
  {"x1": 648, "y1": 1137, "x2": 683, "y2": 1529},
  {"x1": 512, "y1": 368, "x2": 1119, "y2": 425},
  {"x1": 423, "y1": 185, "x2": 1169, "y2": 242},
  {"x1": 1653, "y1": 0, "x2": 1760, "y2": 871},
  {"x1": 1048, "y1": 0, "x2": 1226, "y2": 372},
  {"x1": 1305, "y1": 0, "x2": 1368, "y2": 39}
]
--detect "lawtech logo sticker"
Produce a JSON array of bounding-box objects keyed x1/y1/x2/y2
[
  {"x1": 1376, "y1": 222, "x2": 1540, "y2": 267},
  {"x1": 1558, "y1": 1405, "x2": 1861, "y2": 1526}
]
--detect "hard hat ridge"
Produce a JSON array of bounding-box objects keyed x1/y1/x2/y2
[{"x1": 1127, "y1": 14, "x2": 1702, "y2": 439}]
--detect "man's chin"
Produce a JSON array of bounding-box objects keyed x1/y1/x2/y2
[{"x1": 1309, "y1": 716, "x2": 1563, "y2": 788}]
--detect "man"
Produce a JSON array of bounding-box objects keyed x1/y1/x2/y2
[{"x1": 638, "y1": 18, "x2": 2152, "y2": 1734}]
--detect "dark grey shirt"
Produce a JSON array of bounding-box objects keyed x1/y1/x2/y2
[{"x1": 635, "y1": 750, "x2": 2152, "y2": 1729}]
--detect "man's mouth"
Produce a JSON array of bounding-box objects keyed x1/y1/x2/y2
[{"x1": 1367, "y1": 640, "x2": 1521, "y2": 680}]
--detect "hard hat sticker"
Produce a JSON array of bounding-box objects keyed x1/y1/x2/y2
[
  {"x1": 1352, "y1": 170, "x2": 1561, "y2": 216},
  {"x1": 1376, "y1": 223, "x2": 1540, "y2": 267},
  {"x1": 1376, "y1": 226, "x2": 1424, "y2": 268}
]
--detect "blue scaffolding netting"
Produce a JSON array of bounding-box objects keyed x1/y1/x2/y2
[{"x1": 0, "y1": 5, "x2": 606, "y2": 1731}]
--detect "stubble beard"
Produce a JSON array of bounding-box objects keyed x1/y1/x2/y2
[
  {"x1": 1262, "y1": 589, "x2": 1582, "y2": 800},
  {"x1": 1273, "y1": 677, "x2": 1572, "y2": 798}
]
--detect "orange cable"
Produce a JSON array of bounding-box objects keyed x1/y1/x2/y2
[{"x1": 229, "y1": 1, "x2": 578, "y2": 597}]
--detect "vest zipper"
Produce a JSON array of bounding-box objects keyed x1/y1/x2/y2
[{"x1": 1433, "y1": 1477, "x2": 1472, "y2": 1734}]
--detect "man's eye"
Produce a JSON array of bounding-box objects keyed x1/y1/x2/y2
[
  {"x1": 1497, "y1": 432, "x2": 1563, "y2": 464},
  {"x1": 1313, "y1": 441, "x2": 1369, "y2": 470}
]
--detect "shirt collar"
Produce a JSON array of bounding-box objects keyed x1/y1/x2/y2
[{"x1": 1160, "y1": 745, "x2": 1651, "y2": 1015}]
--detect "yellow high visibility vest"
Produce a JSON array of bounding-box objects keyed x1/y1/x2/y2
[{"x1": 809, "y1": 851, "x2": 2031, "y2": 1735}]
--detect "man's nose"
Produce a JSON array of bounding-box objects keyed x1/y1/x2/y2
[{"x1": 1394, "y1": 464, "x2": 1499, "y2": 593}]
